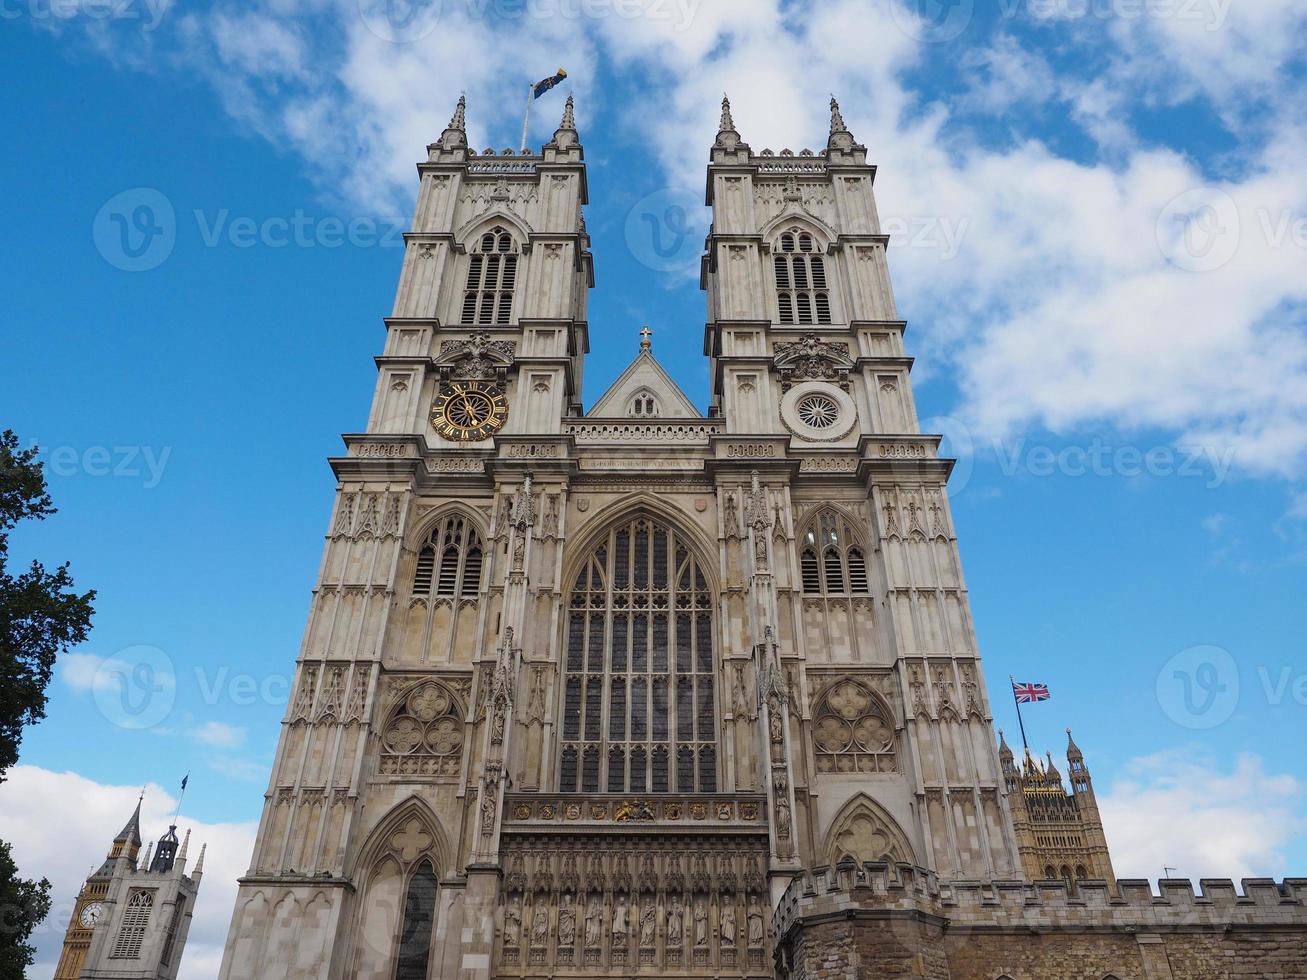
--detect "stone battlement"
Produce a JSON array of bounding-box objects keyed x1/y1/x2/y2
[{"x1": 775, "y1": 861, "x2": 1307, "y2": 940}]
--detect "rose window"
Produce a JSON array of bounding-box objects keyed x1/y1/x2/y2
[{"x1": 796, "y1": 393, "x2": 840, "y2": 429}]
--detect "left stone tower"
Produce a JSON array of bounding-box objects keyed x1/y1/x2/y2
[
  {"x1": 216, "y1": 95, "x2": 592, "y2": 980},
  {"x1": 55, "y1": 798, "x2": 204, "y2": 980}
]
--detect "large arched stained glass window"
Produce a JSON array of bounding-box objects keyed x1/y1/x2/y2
[{"x1": 559, "y1": 516, "x2": 717, "y2": 794}]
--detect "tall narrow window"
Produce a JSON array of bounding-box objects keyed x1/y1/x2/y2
[
  {"x1": 413, "y1": 516, "x2": 484, "y2": 598},
  {"x1": 799, "y1": 509, "x2": 870, "y2": 594},
  {"x1": 774, "y1": 228, "x2": 832, "y2": 325},
  {"x1": 111, "y1": 890, "x2": 154, "y2": 959},
  {"x1": 160, "y1": 898, "x2": 186, "y2": 966},
  {"x1": 560, "y1": 517, "x2": 716, "y2": 793},
  {"x1": 395, "y1": 861, "x2": 438, "y2": 980},
  {"x1": 462, "y1": 226, "x2": 518, "y2": 325}
]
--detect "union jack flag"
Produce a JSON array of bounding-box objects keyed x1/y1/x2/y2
[{"x1": 1012, "y1": 681, "x2": 1051, "y2": 704}]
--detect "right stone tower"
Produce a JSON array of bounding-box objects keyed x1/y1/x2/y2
[
  {"x1": 1001, "y1": 728, "x2": 1117, "y2": 886},
  {"x1": 702, "y1": 94, "x2": 1022, "y2": 882}
]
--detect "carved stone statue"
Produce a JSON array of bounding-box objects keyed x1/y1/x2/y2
[
  {"x1": 504, "y1": 897, "x2": 521, "y2": 947},
  {"x1": 640, "y1": 902, "x2": 656, "y2": 947},
  {"x1": 694, "y1": 900, "x2": 708, "y2": 947},
  {"x1": 531, "y1": 897, "x2": 549, "y2": 946},
  {"x1": 612, "y1": 897, "x2": 628, "y2": 948},
  {"x1": 558, "y1": 895, "x2": 576, "y2": 946},
  {"x1": 585, "y1": 898, "x2": 602, "y2": 947},
  {"x1": 721, "y1": 903, "x2": 737, "y2": 946},
  {"x1": 748, "y1": 901, "x2": 765, "y2": 946},
  {"x1": 667, "y1": 898, "x2": 684, "y2": 947}
]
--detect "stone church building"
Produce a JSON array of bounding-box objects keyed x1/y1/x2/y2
[{"x1": 215, "y1": 96, "x2": 1306, "y2": 979}]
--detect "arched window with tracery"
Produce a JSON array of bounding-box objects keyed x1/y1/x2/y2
[
  {"x1": 799, "y1": 509, "x2": 869, "y2": 594},
  {"x1": 394, "y1": 860, "x2": 438, "y2": 979},
  {"x1": 774, "y1": 229, "x2": 832, "y2": 326},
  {"x1": 110, "y1": 890, "x2": 154, "y2": 959},
  {"x1": 461, "y1": 226, "x2": 518, "y2": 325},
  {"x1": 812, "y1": 680, "x2": 897, "y2": 773},
  {"x1": 559, "y1": 516, "x2": 717, "y2": 794},
  {"x1": 628, "y1": 389, "x2": 660, "y2": 418},
  {"x1": 413, "y1": 515, "x2": 483, "y2": 599}
]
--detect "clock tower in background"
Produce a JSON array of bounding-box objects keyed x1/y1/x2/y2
[{"x1": 54, "y1": 797, "x2": 204, "y2": 980}]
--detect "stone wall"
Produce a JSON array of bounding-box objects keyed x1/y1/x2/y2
[{"x1": 774, "y1": 862, "x2": 1307, "y2": 980}]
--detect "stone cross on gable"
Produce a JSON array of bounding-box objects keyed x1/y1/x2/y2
[{"x1": 639, "y1": 325, "x2": 652, "y2": 350}]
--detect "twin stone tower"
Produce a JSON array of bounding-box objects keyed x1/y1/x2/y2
[{"x1": 203, "y1": 95, "x2": 1305, "y2": 980}]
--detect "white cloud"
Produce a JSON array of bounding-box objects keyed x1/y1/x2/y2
[
  {"x1": 0, "y1": 766, "x2": 255, "y2": 980},
  {"x1": 190, "y1": 720, "x2": 247, "y2": 749},
  {"x1": 59, "y1": 652, "x2": 121, "y2": 693},
  {"x1": 25, "y1": 0, "x2": 1307, "y2": 487},
  {"x1": 1099, "y1": 751, "x2": 1306, "y2": 881}
]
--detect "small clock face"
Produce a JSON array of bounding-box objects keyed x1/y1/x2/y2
[
  {"x1": 430, "y1": 381, "x2": 509, "y2": 442},
  {"x1": 80, "y1": 902, "x2": 105, "y2": 928}
]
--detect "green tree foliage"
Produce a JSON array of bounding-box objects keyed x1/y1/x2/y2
[{"x1": 0, "y1": 429, "x2": 95, "y2": 977}]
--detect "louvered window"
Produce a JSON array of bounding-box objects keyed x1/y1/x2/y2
[
  {"x1": 111, "y1": 890, "x2": 154, "y2": 959},
  {"x1": 413, "y1": 516, "x2": 484, "y2": 599},
  {"x1": 775, "y1": 229, "x2": 832, "y2": 325},
  {"x1": 560, "y1": 518, "x2": 717, "y2": 793},
  {"x1": 800, "y1": 509, "x2": 871, "y2": 595},
  {"x1": 462, "y1": 227, "x2": 517, "y2": 325}
]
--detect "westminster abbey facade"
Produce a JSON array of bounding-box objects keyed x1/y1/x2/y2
[{"x1": 217, "y1": 96, "x2": 1307, "y2": 980}]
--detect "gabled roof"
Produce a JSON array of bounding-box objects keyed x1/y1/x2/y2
[{"x1": 587, "y1": 340, "x2": 701, "y2": 419}]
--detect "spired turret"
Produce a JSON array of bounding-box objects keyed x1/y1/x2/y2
[{"x1": 55, "y1": 793, "x2": 205, "y2": 980}]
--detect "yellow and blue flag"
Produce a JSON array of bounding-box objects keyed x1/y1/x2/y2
[{"x1": 532, "y1": 69, "x2": 567, "y2": 99}]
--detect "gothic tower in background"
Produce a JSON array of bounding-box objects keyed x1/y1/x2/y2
[
  {"x1": 216, "y1": 92, "x2": 1026, "y2": 980},
  {"x1": 55, "y1": 797, "x2": 204, "y2": 980}
]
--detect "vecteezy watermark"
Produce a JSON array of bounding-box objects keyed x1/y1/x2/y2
[
  {"x1": 1156, "y1": 644, "x2": 1239, "y2": 729},
  {"x1": 997, "y1": 0, "x2": 1232, "y2": 30},
  {"x1": 0, "y1": 0, "x2": 171, "y2": 32},
  {"x1": 624, "y1": 188, "x2": 703, "y2": 274},
  {"x1": 93, "y1": 188, "x2": 406, "y2": 271},
  {"x1": 93, "y1": 188, "x2": 176, "y2": 272},
  {"x1": 890, "y1": 0, "x2": 976, "y2": 44},
  {"x1": 882, "y1": 214, "x2": 971, "y2": 261},
  {"x1": 358, "y1": 0, "x2": 700, "y2": 43},
  {"x1": 1157, "y1": 188, "x2": 1307, "y2": 272},
  {"x1": 1156, "y1": 187, "x2": 1241, "y2": 272},
  {"x1": 993, "y1": 437, "x2": 1236, "y2": 488},
  {"x1": 91, "y1": 645, "x2": 177, "y2": 730},
  {"x1": 34, "y1": 443, "x2": 172, "y2": 489},
  {"x1": 1257, "y1": 666, "x2": 1307, "y2": 708}
]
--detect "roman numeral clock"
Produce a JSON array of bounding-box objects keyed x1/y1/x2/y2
[{"x1": 430, "y1": 379, "x2": 509, "y2": 442}]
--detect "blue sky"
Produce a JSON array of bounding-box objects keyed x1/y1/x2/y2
[{"x1": 3, "y1": 1, "x2": 1307, "y2": 974}]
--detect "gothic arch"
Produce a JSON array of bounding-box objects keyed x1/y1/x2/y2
[
  {"x1": 455, "y1": 210, "x2": 534, "y2": 248},
  {"x1": 822, "y1": 793, "x2": 918, "y2": 867},
  {"x1": 349, "y1": 795, "x2": 453, "y2": 882},
  {"x1": 759, "y1": 211, "x2": 837, "y2": 250},
  {"x1": 796, "y1": 506, "x2": 871, "y2": 595},
  {"x1": 404, "y1": 502, "x2": 488, "y2": 553},
  {"x1": 561, "y1": 494, "x2": 718, "y2": 594},
  {"x1": 556, "y1": 503, "x2": 721, "y2": 795}
]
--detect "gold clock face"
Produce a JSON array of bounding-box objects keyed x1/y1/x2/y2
[{"x1": 430, "y1": 381, "x2": 508, "y2": 441}]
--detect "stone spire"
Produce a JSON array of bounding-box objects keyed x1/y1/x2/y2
[
  {"x1": 998, "y1": 728, "x2": 1013, "y2": 767},
  {"x1": 177, "y1": 828, "x2": 191, "y2": 869},
  {"x1": 1066, "y1": 727, "x2": 1084, "y2": 763},
  {"x1": 549, "y1": 93, "x2": 580, "y2": 149},
  {"x1": 436, "y1": 94, "x2": 468, "y2": 150},
  {"x1": 113, "y1": 795, "x2": 144, "y2": 851},
  {"x1": 828, "y1": 94, "x2": 855, "y2": 151},
  {"x1": 193, "y1": 843, "x2": 206, "y2": 877},
  {"x1": 719, "y1": 93, "x2": 736, "y2": 134}
]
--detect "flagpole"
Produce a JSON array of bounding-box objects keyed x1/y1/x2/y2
[
  {"x1": 520, "y1": 82, "x2": 533, "y2": 154},
  {"x1": 172, "y1": 772, "x2": 189, "y2": 825},
  {"x1": 1009, "y1": 675, "x2": 1029, "y2": 752}
]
